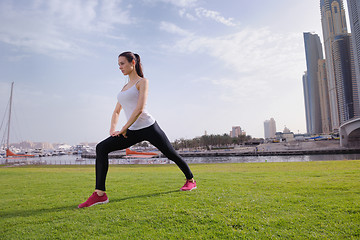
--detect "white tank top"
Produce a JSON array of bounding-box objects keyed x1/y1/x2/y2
[{"x1": 117, "y1": 79, "x2": 155, "y2": 130}]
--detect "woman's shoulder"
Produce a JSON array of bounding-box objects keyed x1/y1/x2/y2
[
  {"x1": 135, "y1": 78, "x2": 149, "y2": 91},
  {"x1": 137, "y1": 78, "x2": 149, "y2": 86}
]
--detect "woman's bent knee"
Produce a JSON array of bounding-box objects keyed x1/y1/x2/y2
[{"x1": 96, "y1": 141, "x2": 109, "y2": 155}]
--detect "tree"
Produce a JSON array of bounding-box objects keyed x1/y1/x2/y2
[{"x1": 173, "y1": 133, "x2": 254, "y2": 150}]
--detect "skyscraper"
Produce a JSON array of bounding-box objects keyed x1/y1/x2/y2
[
  {"x1": 264, "y1": 118, "x2": 276, "y2": 139},
  {"x1": 317, "y1": 59, "x2": 332, "y2": 133},
  {"x1": 347, "y1": 0, "x2": 360, "y2": 118},
  {"x1": 332, "y1": 34, "x2": 358, "y2": 122},
  {"x1": 303, "y1": 32, "x2": 324, "y2": 134},
  {"x1": 320, "y1": 0, "x2": 348, "y2": 130},
  {"x1": 302, "y1": 72, "x2": 311, "y2": 133}
]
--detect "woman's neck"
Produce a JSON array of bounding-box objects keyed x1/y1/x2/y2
[{"x1": 128, "y1": 71, "x2": 141, "y2": 82}]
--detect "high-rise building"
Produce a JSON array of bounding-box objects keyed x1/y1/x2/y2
[
  {"x1": 320, "y1": 0, "x2": 348, "y2": 130},
  {"x1": 332, "y1": 34, "x2": 358, "y2": 122},
  {"x1": 303, "y1": 32, "x2": 324, "y2": 134},
  {"x1": 318, "y1": 59, "x2": 332, "y2": 133},
  {"x1": 302, "y1": 72, "x2": 311, "y2": 133},
  {"x1": 230, "y1": 126, "x2": 244, "y2": 138},
  {"x1": 347, "y1": 0, "x2": 360, "y2": 117},
  {"x1": 264, "y1": 118, "x2": 276, "y2": 139}
]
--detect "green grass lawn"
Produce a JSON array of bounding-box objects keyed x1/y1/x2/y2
[{"x1": 1, "y1": 160, "x2": 360, "y2": 239}]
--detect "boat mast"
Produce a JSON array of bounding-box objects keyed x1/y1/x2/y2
[{"x1": 6, "y1": 82, "x2": 14, "y2": 150}]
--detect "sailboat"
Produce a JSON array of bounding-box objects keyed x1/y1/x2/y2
[{"x1": 1, "y1": 82, "x2": 34, "y2": 160}]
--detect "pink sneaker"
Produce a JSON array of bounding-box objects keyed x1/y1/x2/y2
[
  {"x1": 78, "y1": 192, "x2": 109, "y2": 208},
  {"x1": 180, "y1": 180, "x2": 197, "y2": 191}
]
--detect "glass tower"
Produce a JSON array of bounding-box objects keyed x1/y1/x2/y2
[
  {"x1": 347, "y1": 0, "x2": 360, "y2": 118},
  {"x1": 332, "y1": 34, "x2": 357, "y2": 122},
  {"x1": 317, "y1": 59, "x2": 332, "y2": 133},
  {"x1": 320, "y1": 0, "x2": 348, "y2": 130},
  {"x1": 303, "y1": 32, "x2": 324, "y2": 134}
]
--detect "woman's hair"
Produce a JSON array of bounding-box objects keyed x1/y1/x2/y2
[{"x1": 119, "y1": 51, "x2": 144, "y2": 78}]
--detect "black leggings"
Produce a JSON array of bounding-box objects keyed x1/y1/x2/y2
[{"x1": 95, "y1": 122, "x2": 194, "y2": 191}]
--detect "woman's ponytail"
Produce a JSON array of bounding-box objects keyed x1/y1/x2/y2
[{"x1": 133, "y1": 53, "x2": 144, "y2": 78}]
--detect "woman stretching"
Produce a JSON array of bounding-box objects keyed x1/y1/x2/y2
[{"x1": 78, "y1": 52, "x2": 196, "y2": 208}]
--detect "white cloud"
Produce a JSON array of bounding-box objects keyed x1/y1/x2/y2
[
  {"x1": 160, "y1": 23, "x2": 305, "y2": 103},
  {"x1": 179, "y1": 8, "x2": 196, "y2": 21},
  {"x1": 178, "y1": 7, "x2": 238, "y2": 26},
  {"x1": 195, "y1": 7, "x2": 237, "y2": 26},
  {"x1": 0, "y1": 0, "x2": 132, "y2": 58},
  {"x1": 34, "y1": 0, "x2": 132, "y2": 31},
  {"x1": 143, "y1": 0, "x2": 198, "y2": 8},
  {"x1": 159, "y1": 21, "x2": 192, "y2": 36}
]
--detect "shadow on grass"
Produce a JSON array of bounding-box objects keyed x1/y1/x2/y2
[
  {"x1": 1, "y1": 190, "x2": 179, "y2": 219},
  {"x1": 110, "y1": 190, "x2": 179, "y2": 204}
]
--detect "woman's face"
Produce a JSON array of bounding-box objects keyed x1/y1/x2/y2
[{"x1": 118, "y1": 56, "x2": 134, "y2": 76}]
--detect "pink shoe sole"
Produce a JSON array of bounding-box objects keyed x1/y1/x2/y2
[
  {"x1": 180, "y1": 186, "x2": 197, "y2": 191},
  {"x1": 180, "y1": 180, "x2": 197, "y2": 191},
  {"x1": 78, "y1": 199, "x2": 109, "y2": 208}
]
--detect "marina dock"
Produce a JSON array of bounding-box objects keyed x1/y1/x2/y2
[
  {"x1": 177, "y1": 148, "x2": 360, "y2": 157},
  {"x1": 81, "y1": 148, "x2": 360, "y2": 159}
]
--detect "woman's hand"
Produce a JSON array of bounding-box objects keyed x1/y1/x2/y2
[
  {"x1": 110, "y1": 128, "x2": 127, "y2": 138},
  {"x1": 110, "y1": 130, "x2": 119, "y2": 136}
]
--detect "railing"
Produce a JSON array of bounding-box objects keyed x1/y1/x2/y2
[{"x1": 0, "y1": 157, "x2": 171, "y2": 166}]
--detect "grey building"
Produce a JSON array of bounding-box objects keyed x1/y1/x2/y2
[
  {"x1": 264, "y1": 118, "x2": 276, "y2": 139},
  {"x1": 317, "y1": 59, "x2": 332, "y2": 133},
  {"x1": 347, "y1": 0, "x2": 360, "y2": 118},
  {"x1": 332, "y1": 34, "x2": 358, "y2": 123},
  {"x1": 303, "y1": 32, "x2": 324, "y2": 134},
  {"x1": 302, "y1": 72, "x2": 311, "y2": 133},
  {"x1": 320, "y1": 0, "x2": 348, "y2": 131}
]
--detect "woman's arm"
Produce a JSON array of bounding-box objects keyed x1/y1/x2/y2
[
  {"x1": 109, "y1": 102, "x2": 122, "y2": 136},
  {"x1": 117, "y1": 78, "x2": 149, "y2": 137}
]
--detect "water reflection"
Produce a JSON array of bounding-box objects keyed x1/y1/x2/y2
[
  {"x1": 1, "y1": 153, "x2": 359, "y2": 165},
  {"x1": 184, "y1": 154, "x2": 360, "y2": 164}
]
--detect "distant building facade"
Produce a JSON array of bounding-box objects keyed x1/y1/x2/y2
[
  {"x1": 320, "y1": 0, "x2": 349, "y2": 131},
  {"x1": 230, "y1": 126, "x2": 245, "y2": 138},
  {"x1": 347, "y1": 0, "x2": 360, "y2": 118},
  {"x1": 264, "y1": 118, "x2": 276, "y2": 139},
  {"x1": 332, "y1": 34, "x2": 359, "y2": 122},
  {"x1": 275, "y1": 126, "x2": 295, "y2": 142},
  {"x1": 317, "y1": 59, "x2": 332, "y2": 133},
  {"x1": 302, "y1": 72, "x2": 311, "y2": 133},
  {"x1": 303, "y1": 32, "x2": 324, "y2": 134}
]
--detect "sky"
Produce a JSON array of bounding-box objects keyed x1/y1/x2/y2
[{"x1": 0, "y1": 0, "x2": 350, "y2": 145}]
